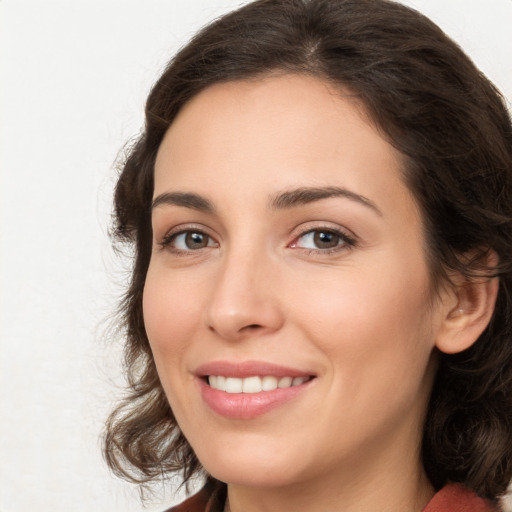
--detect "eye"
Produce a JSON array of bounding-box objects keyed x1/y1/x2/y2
[
  {"x1": 161, "y1": 230, "x2": 218, "y2": 252},
  {"x1": 290, "y1": 228, "x2": 355, "y2": 252}
]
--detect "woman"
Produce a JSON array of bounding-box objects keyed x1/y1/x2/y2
[{"x1": 104, "y1": 0, "x2": 512, "y2": 510}]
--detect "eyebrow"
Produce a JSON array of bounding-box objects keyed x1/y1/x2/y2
[
  {"x1": 151, "y1": 186, "x2": 381, "y2": 216},
  {"x1": 151, "y1": 192, "x2": 215, "y2": 213},
  {"x1": 270, "y1": 186, "x2": 381, "y2": 215}
]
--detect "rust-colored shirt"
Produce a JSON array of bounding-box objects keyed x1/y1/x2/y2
[{"x1": 166, "y1": 482, "x2": 498, "y2": 512}]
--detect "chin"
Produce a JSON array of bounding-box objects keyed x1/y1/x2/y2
[
  {"x1": 206, "y1": 464, "x2": 302, "y2": 489},
  {"x1": 196, "y1": 440, "x2": 309, "y2": 489}
]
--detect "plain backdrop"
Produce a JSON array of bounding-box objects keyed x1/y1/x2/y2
[{"x1": 1, "y1": 1, "x2": 511, "y2": 511}]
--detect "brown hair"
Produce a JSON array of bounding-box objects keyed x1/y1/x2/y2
[{"x1": 104, "y1": 0, "x2": 512, "y2": 501}]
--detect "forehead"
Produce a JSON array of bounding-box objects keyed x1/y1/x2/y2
[
  {"x1": 157, "y1": 74, "x2": 378, "y2": 163},
  {"x1": 154, "y1": 74, "x2": 415, "y2": 219}
]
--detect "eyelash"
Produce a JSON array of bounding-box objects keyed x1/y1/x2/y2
[
  {"x1": 289, "y1": 227, "x2": 356, "y2": 255},
  {"x1": 158, "y1": 226, "x2": 357, "y2": 256},
  {"x1": 159, "y1": 227, "x2": 216, "y2": 256}
]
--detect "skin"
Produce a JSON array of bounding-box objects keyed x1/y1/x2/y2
[{"x1": 143, "y1": 74, "x2": 490, "y2": 512}]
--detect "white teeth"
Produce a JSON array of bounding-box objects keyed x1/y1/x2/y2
[
  {"x1": 278, "y1": 376, "x2": 293, "y2": 388},
  {"x1": 225, "y1": 377, "x2": 243, "y2": 393},
  {"x1": 242, "y1": 376, "x2": 262, "y2": 393},
  {"x1": 292, "y1": 376, "x2": 307, "y2": 386},
  {"x1": 262, "y1": 376, "x2": 278, "y2": 391},
  {"x1": 208, "y1": 375, "x2": 227, "y2": 389},
  {"x1": 208, "y1": 375, "x2": 309, "y2": 393}
]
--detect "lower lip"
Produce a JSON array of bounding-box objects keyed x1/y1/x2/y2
[{"x1": 199, "y1": 378, "x2": 313, "y2": 419}]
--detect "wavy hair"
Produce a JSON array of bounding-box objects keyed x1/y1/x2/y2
[{"x1": 103, "y1": 0, "x2": 512, "y2": 501}]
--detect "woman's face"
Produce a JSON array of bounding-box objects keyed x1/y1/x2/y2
[{"x1": 144, "y1": 75, "x2": 448, "y2": 490}]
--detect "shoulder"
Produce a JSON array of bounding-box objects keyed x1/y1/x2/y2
[
  {"x1": 164, "y1": 491, "x2": 209, "y2": 512},
  {"x1": 422, "y1": 483, "x2": 500, "y2": 512},
  {"x1": 163, "y1": 481, "x2": 226, "y2": 512},
  {"x1": 165, "y1": 482, "x2": 498, "y2": 512}
]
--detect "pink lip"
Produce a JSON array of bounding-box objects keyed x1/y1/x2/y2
[
  {"x1": 195, "y1": 360, "x2": 313, "y2": 378},
  {"x1": 195, "y1": 360, "x2": 315, "y2": 420}
]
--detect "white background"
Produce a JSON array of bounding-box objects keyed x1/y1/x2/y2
[{"x1": 1, "y1": 1, "x2": 511, "y2": 511}]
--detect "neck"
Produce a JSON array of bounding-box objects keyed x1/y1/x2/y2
[
  {"x1": 226, "y1": 467, "x2": 434, "y2": 512},
  {"x1": 224, "y1": 428, "x2": 435, "y2": 512}
]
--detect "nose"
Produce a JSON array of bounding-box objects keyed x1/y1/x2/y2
[{"x1": 205, "y1": 249, "x2": 285, "y2": 341}]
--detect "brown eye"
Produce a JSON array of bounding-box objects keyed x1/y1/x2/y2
[
  {"x1": 313, "y1": 231, "x2": 340, "y2": 249},
  {"x1": 164, "y1": 231, "x2": 217, "y2": 251},
  {"x1": 184, "y1": 232, "x2": 209, "y2": 249},
  {"x1": 291, "y1": 228, "x2": 355, "y2": 252}
]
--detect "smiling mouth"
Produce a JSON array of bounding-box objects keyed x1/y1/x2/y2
[
  {"x1": 207, "y1": 375, "x2": 314, "y2": 393},
  {"x1": 199, "y1": 365, "x2": 316, "y2": 418}
]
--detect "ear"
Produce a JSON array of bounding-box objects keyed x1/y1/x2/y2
[{"x1": 435, "y1": 256, "x2": 499, "y2": 355}]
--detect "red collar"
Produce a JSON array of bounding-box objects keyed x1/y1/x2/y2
[
  {"x1": 168, "y1": 482, "x2": 499, "y2": 512},
  {"x1": 422, "y1": 483, "x2": 498, "y2": 512}
]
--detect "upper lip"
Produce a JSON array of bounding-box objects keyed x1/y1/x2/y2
[{"x1": 195, "y1": 360, "x2": 315, "y2": 378}]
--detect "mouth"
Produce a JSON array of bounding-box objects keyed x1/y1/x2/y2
[
  {"x1": 206, "y1": 375, "x2": 313, "y2": 393},
  {"x1": 196, "y1": 361, "x2": 316, "y2": 419}
]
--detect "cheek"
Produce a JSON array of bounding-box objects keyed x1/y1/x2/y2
[
  {"x1": 290, "y1": 259, "x2": 436, "y2": 394},
  {"x1": 301, "y1": 274, "x2": 436, "y2": 455},
  {"x1": 142, "y1": 267, "x2": 204, "y2": 377}
]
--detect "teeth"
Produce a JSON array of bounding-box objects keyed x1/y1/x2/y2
[
  {"x1": 225, "y1": 377, "x2": 243, "y2": 393},
  {"x1": 262, "y1": 376, "x2": 278, "y2": 391},
  {"x1": 278, "y1": 376, "x2": 292, "y2": 388},
  {"x1": 208, "y1": 375, "x2": 309, "y2": 393},
  {"x1": 217, "y1": 375, "x2": 226, "y2": 390},
  {"x1": 292, "y1": 376, "x2": 307, "y2": 386},
  {"x1": 242, "y1": 376, "x2": 262, "y2": 393}
]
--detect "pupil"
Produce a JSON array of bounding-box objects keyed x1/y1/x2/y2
[
  {"x1": 314, "y1": 231, "x2": 338, "y2": 249},
  {"x1": 186, "y1": 232, "x2": 206, "y2": 249}
]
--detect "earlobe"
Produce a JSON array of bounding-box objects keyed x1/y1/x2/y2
[{"x1": 435, "y1": 272, "x2": 499, "y2": 355}]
